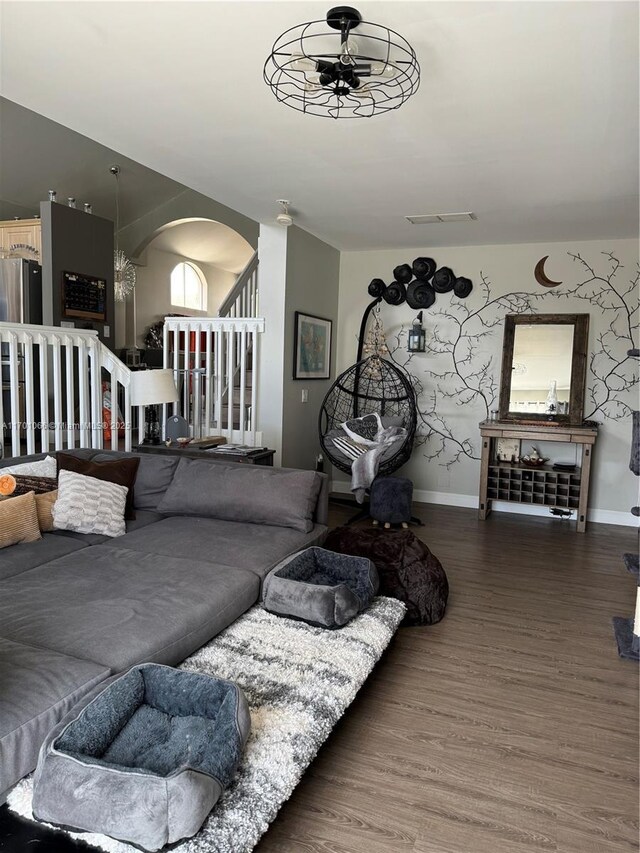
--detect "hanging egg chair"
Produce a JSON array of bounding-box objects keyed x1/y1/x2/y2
[{"x1": 318, "y1": 355, "x2": 418, "y2": 476}]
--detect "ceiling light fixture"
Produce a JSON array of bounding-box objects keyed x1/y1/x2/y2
[
  {"x1": 110, "y1": 165, "x2": 136, "y2": 302},
  {"x1": 264, "y1": 5, "x2": 420, "y2": 119},
  {"x1": 276, "y1": 199, "x2": 293, "y2": 227},
  {"x1": 405, "y1": 212, "x2": 477, "y2": 225}
]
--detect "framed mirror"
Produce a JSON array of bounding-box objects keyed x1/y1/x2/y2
[{"x1": 498, "y1": 314, "x2": 589, "y2": 423}]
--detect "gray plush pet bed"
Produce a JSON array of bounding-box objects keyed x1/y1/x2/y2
[
  {"x1": 262, "y1": 546, "x2": 379, "y2": 628},
  {"x1": 32, "y1": 663, "x2": 251, "y2": 852}
]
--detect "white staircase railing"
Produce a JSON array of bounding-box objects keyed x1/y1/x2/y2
[
  {"x1": 0, "y1": 251, "x2": 264, "y2": 460},
  {"x1": 218, "y1": 251, "x2": 259, "y2": 319},
  {"x1": 162, "y1": 316, "x2": 264, "y2": 446},
  {"x1": 0, "y1": 321, "x2": 141, "y2": 458}
]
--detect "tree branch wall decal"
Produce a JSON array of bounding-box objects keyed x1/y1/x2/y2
[
  {"x1": 547, "y1": 252, "x2": 639, "y2": 420},
  {"x1": 382, "y1": 251, "x2": 638, "y2": 468}
]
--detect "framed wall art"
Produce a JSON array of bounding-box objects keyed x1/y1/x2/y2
[{"x1": 293, "y1": 312, "x2": 332, "y2": 380}]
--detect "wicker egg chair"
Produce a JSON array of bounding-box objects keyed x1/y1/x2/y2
[{"x1": 318, "y1": 356, "x2": 417, "y2": 477}]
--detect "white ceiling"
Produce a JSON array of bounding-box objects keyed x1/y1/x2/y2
[{"x1": 1, "y1": 1, "x2": 637, "y2": 251}]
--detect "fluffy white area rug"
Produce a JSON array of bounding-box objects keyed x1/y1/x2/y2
[{"x1": 8, "y1": 597, "x2": 405, "y2": 853}]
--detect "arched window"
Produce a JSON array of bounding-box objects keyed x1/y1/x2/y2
[{"x1": 170, "y1": 262, "x2": 207, "y2": 311}]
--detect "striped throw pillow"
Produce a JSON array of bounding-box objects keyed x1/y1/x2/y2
[
  {"x1": 0, "y1": 491, "x2": 42, "y2": 548},
  {"x1": 53, "y1": 470, "x2": 128, "y2": 538},
  {"x1": 332, "y1": 436, "x2": 369, "y2": 461}
]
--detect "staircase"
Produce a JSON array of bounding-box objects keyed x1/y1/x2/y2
[{"x1": 163, "y1": 250, "x2": 263, "y2": 445}]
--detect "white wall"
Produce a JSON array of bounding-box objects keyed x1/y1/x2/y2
[
  {"x1": 337, "y1": 238, "x2": 638, "y2": 523},
  {"x1": 255, "y1": 224, "x2": 288, "y2": 461},
  {"x1": 130, "y1": 246, "x2": 236, "y2": 347}
]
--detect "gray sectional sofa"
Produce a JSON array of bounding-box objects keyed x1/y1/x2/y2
[{"x1": 0, "y1": 448, "x2": 328, "y2": 797}]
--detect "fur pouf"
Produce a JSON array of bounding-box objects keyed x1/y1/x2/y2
[
  {"x1": 7, "y1": 598, "x2": 405, "y2": 853},
  {"x1": 324, "y1": 527, "x2": 449, "y2": 626}
]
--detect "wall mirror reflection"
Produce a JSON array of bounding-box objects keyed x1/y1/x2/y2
[{"x1": 499, "y1": 314, "x2": 590, "y2": 423}]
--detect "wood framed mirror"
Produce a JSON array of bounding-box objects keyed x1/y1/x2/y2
[{"x1": 498, "y1": 314, "x2": 590, "y2": 423}]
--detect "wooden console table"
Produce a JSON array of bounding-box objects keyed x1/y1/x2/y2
[
  {"x1": 135, "y1": 444, "x2": 275, "y2": 466},
  {"x1": 478, "y1": 420, "x2": 598, "y2": 532}
]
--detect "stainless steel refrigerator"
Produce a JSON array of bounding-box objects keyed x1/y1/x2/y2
[
  {"x1": 0, "y1": 258, "x2": 42, "y2": 324},
  {"x1": 0, "y1": 259, "x2": 43, "y2": 455}
]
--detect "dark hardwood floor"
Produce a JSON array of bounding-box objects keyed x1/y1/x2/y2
[{"x1": 1, "y1": 502, "x2": 637, "y2": 853}]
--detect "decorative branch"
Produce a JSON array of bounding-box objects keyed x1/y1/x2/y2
[{"x1": 546, "y1": 252, "x2": 639, "y2": 420}]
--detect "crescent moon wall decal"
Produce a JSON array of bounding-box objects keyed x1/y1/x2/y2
[{"x1": 534, "y1": 256, "x2": 562, "y2": 287}]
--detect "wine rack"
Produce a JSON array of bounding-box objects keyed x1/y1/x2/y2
[{"x1": 486, "y1": 464, "x2": 581, "y2": 510}]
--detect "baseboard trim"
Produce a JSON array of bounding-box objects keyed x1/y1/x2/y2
[{"x1": 330, "y1": 480, "x2": 636, "y2": 528}]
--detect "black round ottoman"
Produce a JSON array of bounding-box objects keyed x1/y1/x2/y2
[
  {"x1": 324, "y1": 526, "x2": 448, "y2": 626},
  {"x1": 369, "y1": 476, "x2": 414, "y2": 527}
]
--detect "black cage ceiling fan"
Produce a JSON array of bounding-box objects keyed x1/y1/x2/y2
[{"x1": 264, "y1": 6, "x2": 420, "y2": 119}]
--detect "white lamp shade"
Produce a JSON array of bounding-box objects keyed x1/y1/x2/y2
[{"x1": 129, "y1": 369, "x2": 178, "y2": 407}]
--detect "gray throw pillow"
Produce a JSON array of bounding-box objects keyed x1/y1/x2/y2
[{"x1": 157, "y1": 458, "x2": 322, "y2": 533}]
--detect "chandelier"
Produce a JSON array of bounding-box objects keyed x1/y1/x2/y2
[
  {"x1": 110, "y1": 165, "x2": 136, "y2": 302},
  {"x1": 264, "y1": 5, "x2": 420, "y2": 119}
]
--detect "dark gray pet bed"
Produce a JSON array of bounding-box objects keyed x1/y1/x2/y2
[
  {"x1": 262, "y1": 546, "x2": 379, "y2": 628},
  {"x1": 32, "y1": 663, "x2": 251, "y2": 852}
]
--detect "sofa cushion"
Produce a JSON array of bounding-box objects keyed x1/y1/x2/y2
[
  {"x1": 0, "y1": 534, "x2": 88, "y2": 582},
  {"x1": 57, "y1": 452, "x2": 139, "y2": 521},
  {"x1": 93, "y1": 452, "x2": 179, "y2": 511},
  {"x1": 105, "y1": 515, "x2": 328, "y2": 581},
  {"x1": 0, "y1": 637, "x2": 110, "y2": 794},
  {"x1": 157, "y1": 458, "x2": 322, "y2": 533},
  {"x1": 53, "y1": 470, "x2": 128, "y2": 539},
  {"x1": 0, "y1": 491, "x2": 41, "y2": 549},
  {"x1": 0, "y1": 546, "x2": 260, "y2": 672}
]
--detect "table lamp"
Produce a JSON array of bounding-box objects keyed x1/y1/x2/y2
[{"x1": 129, "y1": 369, "x2": 179, "y2": 444}]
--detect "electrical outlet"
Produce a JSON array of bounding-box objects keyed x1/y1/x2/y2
[
  {"x1": 301, "y1": 389, "x2": 309, "y2": 403},
  {"x1": 103, "y1": 325, "x2": 110, "y2": 338}
]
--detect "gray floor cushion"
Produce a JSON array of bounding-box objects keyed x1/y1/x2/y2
[
  {"x1": 0, "y1": 546, "x2": 260, "y2": 672},
  {"x1": 104, "y1": 515, "x2": 328, "y2": 581},
  {"x1": 32, "y1": 663, "x2": 250, "y2": 852},
  {"x1": 0, "y1": 638, "x2": 110, "y2": 794},
  {"x1": 0, "y1": 534, "x2": 88, "y2": 581},
  {"x1": 262, "y1": 546, "x2": 379, "y2": 628}
]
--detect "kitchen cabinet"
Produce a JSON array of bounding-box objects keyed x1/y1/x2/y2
[{"x1": 0, "y1": 219, "x2": 41, "y2": 260}]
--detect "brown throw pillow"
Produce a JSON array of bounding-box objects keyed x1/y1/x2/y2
[
  {"x1": 0, "y1": 491, "x2": 41, "y2": 548},
  {"x1": 12, "y1": 475, "x2": 58, "y2": 496},
  {"x1": 56, "y1": 453, "x2": 140, "y2": 520},
  {"x1": 35, "y1": 489, "x2": 58, "y2": 532}
]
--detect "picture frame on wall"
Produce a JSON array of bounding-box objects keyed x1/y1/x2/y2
[{"x1": 293, "y1": 312, "x2": 332, "y2": 380}]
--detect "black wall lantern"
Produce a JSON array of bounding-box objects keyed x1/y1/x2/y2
[{"x1": 407, "y1": 312, "x2": 426, "y2": 353}]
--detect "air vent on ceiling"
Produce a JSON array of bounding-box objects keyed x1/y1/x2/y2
[{"x1": 405, "y1": 212, "x2": 477, "y2": 225}]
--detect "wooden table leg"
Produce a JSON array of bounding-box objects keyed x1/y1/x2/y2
[
  {"x1": 577, "y1": 443, "x2": 592, "y2": 533},
  {"x1": 478, "y1": 435, "x2": 492, "y2": 520}
]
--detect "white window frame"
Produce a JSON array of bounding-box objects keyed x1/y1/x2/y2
[{"x1": 170, "y1": 261, "x2": 207, "y2": 311}]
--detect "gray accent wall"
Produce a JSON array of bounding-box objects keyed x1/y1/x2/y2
[
  {"x1": 40, "y1": 201, "x2": 115, "y2": 348},
  {"x1": 0, "y1": 98, "x2": 258, "y2": 251},
  {"x1": 282, "y1": 226, "x2": 340, "y2": 471}
]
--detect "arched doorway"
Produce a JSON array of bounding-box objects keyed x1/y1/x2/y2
[{"x1": 123, "y1": 218, "x2": 253, "y2": 348}]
